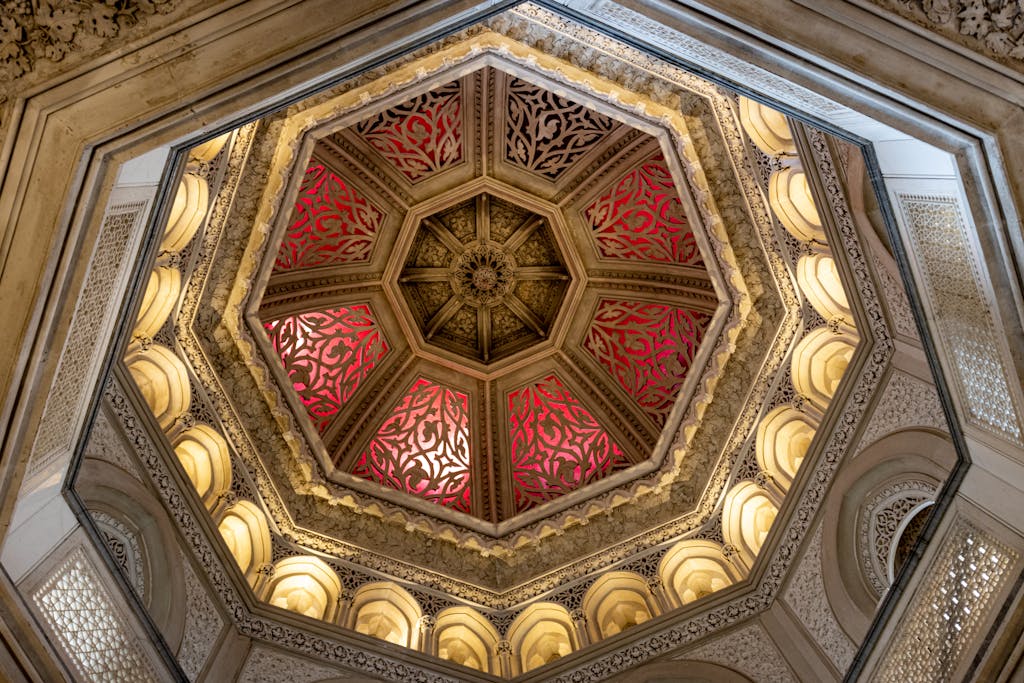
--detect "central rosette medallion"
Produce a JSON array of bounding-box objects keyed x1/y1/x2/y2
[
  {"x1": 453, "y1": 242, "x2": 516, "y2": 305},
  {"x1": 398, "y1": 192, "x2": 569, "y2": 364}
]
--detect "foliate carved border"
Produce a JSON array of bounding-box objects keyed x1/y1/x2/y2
[
  {"x1": 867, "y1": 0, "x2": 1024, "y2": 66},
  {"x1": 87, "y1": 9, "x2": 891, "y2": 683}
]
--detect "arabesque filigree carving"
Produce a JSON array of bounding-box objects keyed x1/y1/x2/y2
[
  {"x1": 264, "y1": 304, "x2": 390, "y2": 434},
  {"x1": 505, "y1": 75, "x2": 620, "y2": 179},
  {"x1": 353, "y1": 80, "x2": 463, "y2": 181},
  {"x1": 350, "y1": 377, "x2": 473, "y2": 513},
  {"x1": 583, "y1": 298, "x2": 712, "y2": 427}
]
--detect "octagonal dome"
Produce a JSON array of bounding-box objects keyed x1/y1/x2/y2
[{"x1": 255, "y1": 63, "x2": 728, "y2": 528}]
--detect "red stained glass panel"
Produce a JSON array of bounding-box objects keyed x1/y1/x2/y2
[
  {"x1": 265, "y1": 304, "x2": 389, "y2": 434},
  {"x1": 350, "y1": 379, "x2": 473, "y2": 512},
  {"x1": 507, "y1": 375, "x2": 630, "y2": 512},
  {"x1": 275, "y1": 163, "x2": 384, "y2": 271},
  {"x1": 583, "y1": 299, "x2": 712, "y2": 427},
  {"x1": 585, "y1": 154, "x2": 702, "y2": 265},
  {"x1": 354, "y1": 81, "x2": 463, "y2": 182}
]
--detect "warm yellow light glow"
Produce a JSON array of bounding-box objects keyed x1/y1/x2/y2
[
  {"x1": 581, "y1": 571, "x2": 657, "y2": 641},
  {"x1": 161, "y1": 173, "x2": 209, "y2": 253},
  {"x1": 797, "y1": 253, "x2": 852, "y2": 325},
  {"x1": 723, "y1": 482, "x2": 780, "y2": 568},
  {"x1": 189, "y1": 132, "x2": 231, "y2": 162},
  {"x1": 217, "y1": 500, "x2": 271, "y2": 582},
  {"x1": 124, "y1": 343, "x2": 191, "y2": 430},
  {"x1": 134, "y1": 266, "x2": 181, "y2": 339},
  {"x1": 792, "y1": 326, "x2": 858, "y2": 411},
  {"x1": 507, "y1": 603, "x2": 577, "y2": 674},
  {"x1": 738, "y1": 96, "x2": 796, "y2": 156},
  {"x1": 756, "y1": 405, "x2": 819, "y2": 488},
  {"x1": 434, "y1": 607, "x2": 499, "y2": 673},
  {"x1": 266, "y1": 556, "x2": 341, "y2": 621},
  {"x1": 659, "y1": 540, "x2": 738, "y2": 608},
  {"x1": 768, "y1": 167, "x2": 826, "y2": 243},
  {"x1": 173, "y1": 424, "x2": 232, "y2": 506},
  {"x1": 349, "y1": 582, "x2": 422, "y2": 648}
]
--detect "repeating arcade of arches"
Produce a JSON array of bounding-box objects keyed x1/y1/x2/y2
[{"x1": 122, "y1": 100, "x2": 856, "y2": 676}]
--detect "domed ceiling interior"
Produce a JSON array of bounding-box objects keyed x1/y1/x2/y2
[
  {"x1": 257, "y1": 66, "x2": 721, "y2": 524},
  {"x1": 101, "y1": 3, "x2": 876, "y2": 679}
]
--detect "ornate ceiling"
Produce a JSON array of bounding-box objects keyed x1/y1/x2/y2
[
  {"x1": 95, "y1": 3, "x2": 888, "y2": 679},
  {"x1": 256, "y1": 66, "x2": 721, "y2": 525}
]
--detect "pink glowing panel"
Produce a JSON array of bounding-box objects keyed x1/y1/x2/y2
[
  {"x1": 585, "y1": 154, "x2": 702, "y2": 265},
  {"x1": 275, "y1": 162, "x2": 384, "y2": 271},
  {"x1": 507, "y1": 375, "x2": 630, "y2": 512},
  {"x1": 583, "y1": 299, "x2": 712, "y2": 427},
  {"x1": 265, "y1": 304, "x2": 389, "y2": 434},
  {"x1": 354, "y1": 81, "x2": 463, "y2": 182},
  {"x1": 350, "y1": 378, "x2": 473, "y2": 513}
]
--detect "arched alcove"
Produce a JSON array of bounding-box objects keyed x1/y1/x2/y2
[
  {"x1": 189, "y1": 132, "x2": 231, "y2": 162},
  {"x1": 160, "y1": 172, "x2": 209, "y2": 253},
  {"x1": 791, "y1": 326, "x2": 858, "y2": 411},
  {"x1": 266, "y1": 555, "x2": 342, "y2": 621},
  {"x1": 172, "y1": 424, "x2": 232, "y2": 508},
  {"x1": 134, "y1": 266, "x2": 181, "y2": 339},
  {"x1": 658, "y1": 540, "x2": 741, "y2": 608},
  {"x1": 722, "y1": 481, "x2": 780, "y2": 570},
  {"x1": 768, "y1": 166, "x2": 827, "y2": 243},
  {"x1": 821, "y1": 429, "x2": 954, "y2": 642},
  {"x1": 507, "y1": 603, "x2": 578, "y2": 675},
  {"x1": 124, "y1": 343, "x2": 191, "y2": 430},
  {"x1": 581, "y1": 571, "x2": 657, "y2": 641},
  {"x1": 756, "y1": 405, "x2": 819, "y2": 488},
  {"x1": 796, "y1": 252, "x2": 853, "y2": 326},
  {"x1": 433, "y1": 606, "x2": 500, "y2": 673},
  {"x1": 77, "y1": 458, "x2": 187, "y2": 654},
  {"x1": 217, "y1": 499, "x2": 272, "y2": 585},
  {"x1": 738, "y1": 96, "x2": 795, "y2": 157},
  {"x1": 349, "y1": 582, "x2": 423, "y2": 649}
]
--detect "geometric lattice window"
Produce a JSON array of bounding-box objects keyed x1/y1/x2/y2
[
  {"x1": 875, "y1": 518, "x2": 1017, "y2": 682},
  {"x1": 507, "y1": 374, "x2": 630, "y2": 513},
  {"x1": 350, "y1": 378, "x2": 473, "y2": 513},
  {"x1": 354, "y1": 81, "x2": 463, "y2": 182},
  {"x1": 33, "y1": 548, "x2": 156, "y2": 682},
  {"x1": 265, "y1": 304, "x2": 389, "y2": 434},
  {"x1": 582, "y1": 298, "x2": 712, "y2": 427},
  {"x1": 585, "y1": 154, "x2": 702, "y2": 265},
  {"x1": 274, "y1": 162, "x2": 384, "y2": 271}
]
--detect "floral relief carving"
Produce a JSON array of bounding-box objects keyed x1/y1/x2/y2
[
  {"x1": 871, "y1": 0, "x2": 1024, "y2": 62},
  {"x1": 782, "y1": 524, "x2": 857, "y2": 671},
  {"x1": 0, "y1": 0, "x2": 182, "y2": 81}
]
